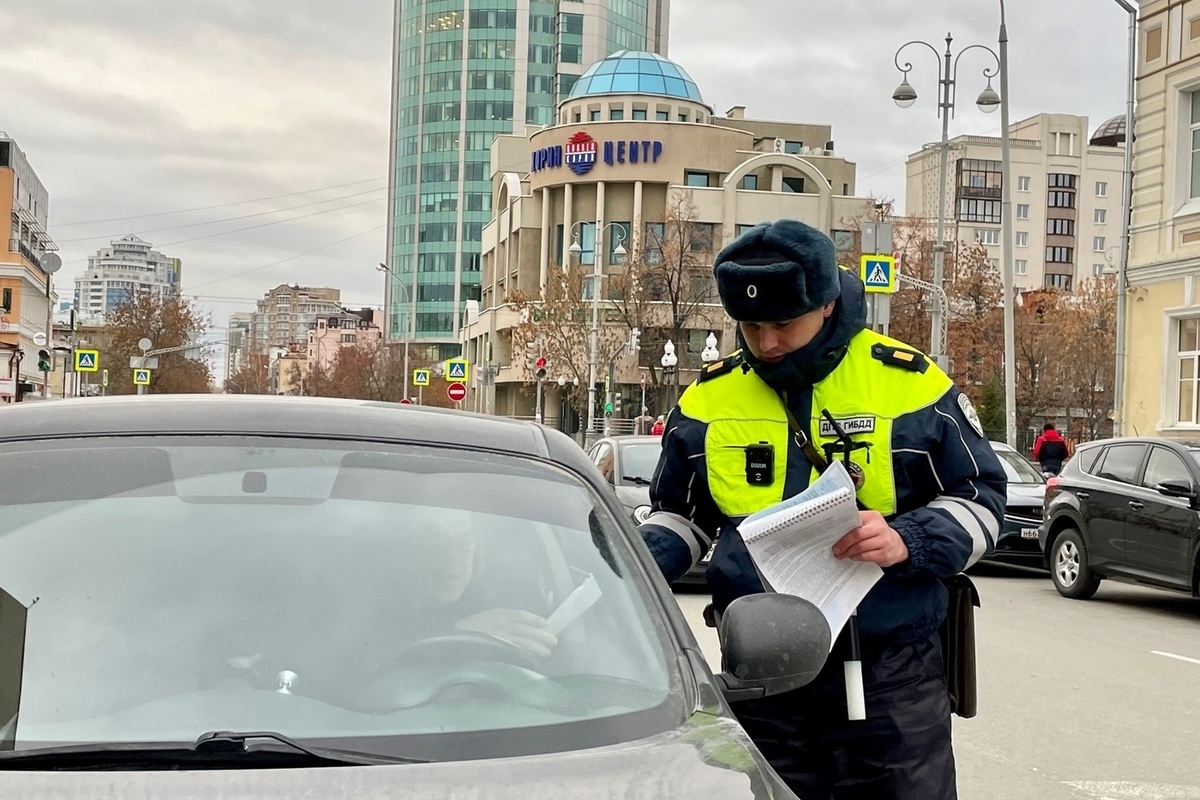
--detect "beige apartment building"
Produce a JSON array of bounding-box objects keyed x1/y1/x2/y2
[
  {"x1": 905, "y1": 113, "x2": 1127, "y2": 292},
  {"x1": 459, "y1": 51, "x2": 874, "y2": 427},
  {"x1": 1121, "y1": 0, "x2": 1200, "y2": 437},
  {"x1": 246, "y1": 285, "x2": 342, "y2": 355}
]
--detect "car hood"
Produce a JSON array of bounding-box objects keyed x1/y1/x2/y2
[
  {"x1": 614, "y1": 484, "x2": 651, "y2": 510},
  {"x1": 0, "y1": 713, "x2": 784, "y2": 800},
  {"x1": 1007, "y1": 482, "x2": 1046, "y2": 506}
]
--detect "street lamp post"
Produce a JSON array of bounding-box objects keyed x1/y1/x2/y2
[
  {"x1": 701, "y1": 332, "x2": 720, "y2": 365},
  {"x1": 998, "y1": 0, "x2": 1018, "y2": 449},
  {"x1": 892, "y1": 33, "x2": 1001, "y2": 372},
  {"x1": 568, "y1": 221, "x2": 627, "y2": 444},
  {"x1": 1111, "y1": 0, "x2": 1136, "y2": 437},
  {"x1": 661, "y1": 339, "x2": 678, "y2": 408},
  {"x1": 379, "y1": 261, "x2": 414, "y2": 403}
]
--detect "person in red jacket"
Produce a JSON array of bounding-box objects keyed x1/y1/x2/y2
[
  {"x1": 650, "y1": 415, "x2": 666, "y2": 436},
  {"x1": 1032, "y1": 423, "x2": 1069, "y2": 475}
]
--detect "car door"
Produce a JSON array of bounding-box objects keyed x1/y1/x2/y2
[
  {"x1": 1123, "y1": 445, "x2": 1199, "y2": 586},
  {"x1": 1083, "y1": 443, "x2": 1148, "y2": 568},
  {"x1": 590, "y1": 441, "x2": 616, "y2": 486}
]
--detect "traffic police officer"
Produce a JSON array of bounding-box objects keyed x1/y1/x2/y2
[{"x1": 638, "y1": 219, "x2": 1007, "y2": 799}]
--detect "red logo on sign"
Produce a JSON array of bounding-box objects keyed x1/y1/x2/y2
[
  {"x1": 565, "y1": 131, "x2": 598, "y2": 176},
  {"x1": 447, "y1": 382, "x2": 467, "y2": 402}
]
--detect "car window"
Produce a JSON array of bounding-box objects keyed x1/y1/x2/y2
[
  {"x1": 994, "y1": 449, "x2": 1045, "y2": 484},
  {"x1": 0, "y1": 437, "x2": 683, "y2": 761},
  {"x1": 1095, "y1": 443, "x2": 1147, "y2": 485},
  {"x1": 618, "y1": 442, "x2": 663, "y2": 484},
  {"x1": 1141, "y1": 447, "x2": 1194, "y2": 489},
  {"x1": 1074, "y1": 446, "x2": 1102, "y2": 475},
  {"x1": 592, "y1": 443, "x2": 615, "y2": 483}
]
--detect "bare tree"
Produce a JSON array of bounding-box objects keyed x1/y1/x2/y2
[
  {"x1": 945, "y1": 242, "x2": 1004, "y2": 394},
  {"x1": 508, "y1": 264, "x2": 628, "y2": 421},
  {"x1": 1014, "y1": 289, "x2": 1067, "y2": 436},
  {"x1": 1060, "y1": 277, "x2": 1118, "y2": 440},
  {"x1": 225, "y1": 353, "x2": 271, "y2": 394},
  {"x1": 103, "y1": 291, "x2": 213, "y2": 394}
]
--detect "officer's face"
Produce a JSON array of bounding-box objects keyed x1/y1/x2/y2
[{"x1": 740, "y1": 302, "x2": 836, "y2": 363}]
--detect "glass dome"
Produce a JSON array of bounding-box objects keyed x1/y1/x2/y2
[
  {"x1": 568, "y1": 51, "x2": 705, "y2": 103},
  {"x1": 1090, "y1": 114, "x2": 1129, "y2": 147}
]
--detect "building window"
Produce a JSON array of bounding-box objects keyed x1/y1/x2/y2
[
  {"x1": 741, "y1": 174, "x2": 758, "y2": 190},
  {"x1": 610, "y1": 108, "x2": 624, "y2": 121},
  {"x1": 1093, "y1": 236, "x2": 1106, "y2": 252},
  {"x1": 1177, "y1": 318, "x2": 1200, "y2": 423},
  {"x1": 832, "y1": 230, "x2": 855, "y2": 252},
  {"x1": 685, "y1": 171, "x2": 710, "y2": 187},
  {"x1": 1093, "y1": 263, "x2": 1107, "y2": 277},
  {"x1": 1047, "y1": 218, "x2": 1075, "y2": 236},
  {"x1": 690, "y1": 223, "x2": 715, "y2": 252},
  {"x1": 1095, "y1": 208, "x2": 1108, "y2": 224},
  {"x1": 678, "y1": 113, "x2": 688, "y2": 122},
  {"x1": 573, "y1": 221, "x2": 596, "y2": 266},
  {"x1": 656, "y1": 110, "x2": 669, "y2": 121},
  {"x1": 589, "y1": 110, "x2": 600, "y2": 121},
  {"x1": 1017, "y1": 204, "x2": 1029, "y2": 219},
  {"x1": 1018, "y1": 176, "x2": 1031, "y2": 192},
  {"x1": 958, "y1": 159, "x2": 1003, "y2": 196},
  {"x1": 1048, "y1": 191, "x2": 1076, "y2": 209},
  {"x1": 560, "y1": 44, "x2": 582, "y2": 64},
  {"x1": 784, "y1": 141, "x2": 804, "y2": 154},
  {"x1": 1045, "y1": 273, "x2": 1073, "y2": 291},
  {"x1": 782, "y1": 176, "x2": 806, "y2": 194},
  {"x1": 1095, "y1": 181, "x2": 1108, "y2": 197},
  {"x1": 340, "y1": 333, "x2": 358, "y2": 344},
  {"x1": 1048, "y1": 173, "x2": 1077, "y2": 189},
  {"x1": 976, "y1": 228, "x2": 1000, "y2": 246},
  {"x1": 1015, "y1": 259, "x2": 1027, "y2": 275},
  {"x1": 1016, "y1": 231, "x2": 1029, "y2": 247},
  {"x1": 644, "y1": 222, "x2": 664, "y2": 264},
  {"x1": 957, "y1": 198, "x2": 1001, "y2": 224},
  {"x1": 632, "y1": 108, "x2": 647, "y2": 120},
  {"x1": 1190, "y1": 91, "x2": 1200, "y2": 199},
  {"x1": 1045, "y1": 246, "x2": 1073, "y2": 263}
]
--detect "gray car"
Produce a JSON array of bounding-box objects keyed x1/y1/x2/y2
[
  {"x1": 0, "y1": 395, "x2": 829, "y2": 797},
  {"x1": 588, "y1": 435, "x2": 711, "y2": 587}
]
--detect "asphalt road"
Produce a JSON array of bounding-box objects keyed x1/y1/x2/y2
[{"x1": 674, "y1": 563, "x2": 1200, "y2": 800}]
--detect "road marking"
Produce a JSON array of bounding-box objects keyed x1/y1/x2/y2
[
  {"x1": 1066, "y1": 781, "x2": 1200, "y2": 798},
  {"x1": 1152, "y1": 650, "x2": 1200, "y2": 666}
]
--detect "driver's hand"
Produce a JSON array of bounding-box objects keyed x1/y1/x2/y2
[{"x1": 455, "y1": 609, "x2": 558, "y2": 658}]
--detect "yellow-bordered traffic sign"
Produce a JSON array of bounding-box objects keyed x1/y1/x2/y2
[
  {"x1": 445, "y1": 358, "x2": 469, "y2": 382},
  {"x1": 75, "y1": 349, "x2": 100, "y2": 372},
  {"x1": 860, "y1": 254, "x2": 898, "y2": 294},
  {"x1": 102, "y1": 369, "x2": 109, "y2": 388},
  {"x1": 413, "y1": 369, "x2": 431, "y2": 387},
  {"x1": 133, "y1": 368, "x2": 152, "y2": 386}
]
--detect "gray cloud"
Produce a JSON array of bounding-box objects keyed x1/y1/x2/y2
[{"x1": 0, "y1": 0, "x2": 1133, "y2": 377}]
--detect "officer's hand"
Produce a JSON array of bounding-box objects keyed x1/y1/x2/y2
[
  {"x1": 455, "y1": 608, "x2": 558, "y2": 658},
  {"x1": 832, "y1": 511, "x2": 910, "y2": 567}
]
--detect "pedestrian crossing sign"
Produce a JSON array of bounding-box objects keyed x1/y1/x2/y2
[
  {"x1": 413, "y1": 369, "x2": 431, "y2": 387},
  {"x1": 75, "y1": 349, "x2": 100, "y2": 372},
  {"x1": 445, "y1": 358, "x2": 469, "y2": 382},
  {"x1": 133, "y1": 369, "x2": 152, "y2": 386},
  {"x1": 860, "y1": 254, "x2": 898, "y2": 294}
]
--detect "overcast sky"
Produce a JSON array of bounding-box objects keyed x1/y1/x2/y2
[{"x1": 0, "y1": 0, "x2": 1131, "y2": 374}]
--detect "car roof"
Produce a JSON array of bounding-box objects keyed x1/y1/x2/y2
[
  {"x1": 1075, "y1": 436, "x2": 1200, "y2": 451},
  {"x1": 0, "y1": 394, "x2": 595, "y2": 470}
]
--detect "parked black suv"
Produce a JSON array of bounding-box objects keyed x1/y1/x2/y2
[{"x1": 1039, "y1": 437, "x2": 1200, "y2": 599}]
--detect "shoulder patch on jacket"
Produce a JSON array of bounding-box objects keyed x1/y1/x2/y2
[
  {"x1": 870, "y1": 343, "x2": 929, "y2": 373},
  {"x1": 697, "y1": 350, "x2": 745, "y2": 383}
]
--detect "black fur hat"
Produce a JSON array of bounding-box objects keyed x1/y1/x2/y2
[{"x1": 713, "y1": 219, "x2": 841, "y2": 322}]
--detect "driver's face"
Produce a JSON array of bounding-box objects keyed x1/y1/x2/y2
[{"x1": 418, "y1": 523, "x2": 479, "y2": 605}]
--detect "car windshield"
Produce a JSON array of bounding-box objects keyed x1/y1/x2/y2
[
  {"x1": 618, "y1": 442, "x2": 663, "y2": 484},
  {"x1": 0, "y1": 436, "x2": 683, "y2": 761},
  {"x1": 994, "y1": 449, "x2": 1046, "y2": 484}
]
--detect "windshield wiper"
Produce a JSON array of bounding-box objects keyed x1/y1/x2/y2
[
  {"x1": 0, "y1": 730, "x2": 428, "y2": 770},
  {"x1": 622, "y1": 475, "x2": 652, "y2": 486}
]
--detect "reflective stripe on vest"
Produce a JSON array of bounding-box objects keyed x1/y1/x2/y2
[{"x1": 678, "y1": 330, "x2": 952, "y2": 518}]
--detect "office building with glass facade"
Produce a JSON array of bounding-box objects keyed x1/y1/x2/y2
[{"x1": 386, "y1": 0, "x2": 670, "y2": 357}]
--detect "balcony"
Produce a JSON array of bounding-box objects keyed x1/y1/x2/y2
[{"x1": 8, "y1": 239, "x2": 43, "y2": 271}]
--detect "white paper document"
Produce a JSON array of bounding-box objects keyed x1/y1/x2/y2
[
  {"x1": 546, "y1": 573, "x2": 602, "y2": 635},
  {"x1": 737, "y1": 462, "x2": 883, "y2": 649}
]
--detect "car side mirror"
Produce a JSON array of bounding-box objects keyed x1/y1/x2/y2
[
  {"x1": 714, "y1": 594, "x2": 831, "y2": 703},
  {"x1": 1155, "y1": 480, "x2": 1198, "y2": 502}
]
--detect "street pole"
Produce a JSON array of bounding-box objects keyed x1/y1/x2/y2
[
  {"x1": 930, "y1": 37, "x2": 953, "y2": 372},
  {"x1": 535, "y1": 375, "x2": 544, "y2": 424},
  {"x1": 999, "y1": 0, "x2": 1018, "y2": 449},
  {"x1": 1112, "y1": 0, "x2": 1137, "y2": 437},
  {"x1": 586, "y1": 256, "x2": 600, "y2": 443}
]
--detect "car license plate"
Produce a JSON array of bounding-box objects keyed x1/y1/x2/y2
[
  {"x1": 1021, "y1": 528, "x2": 1040, "y2": 540},
  {"x1": 701, "y1": 543, "x2": 716, "y2": 563}
]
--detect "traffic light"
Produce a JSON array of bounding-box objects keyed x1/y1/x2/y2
[
  {"x1": 535, "y1": 356, "x2": 547, "y2": 380},
  {"x1": 37, "y1": 349, "x2": 51, "y2": 373},
  {"x1": 604, "y1": 402, "x2": 614, "y2": 416},
  {"x1": 525, "y1": 340, "x2": 539, "y2": 371}
]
